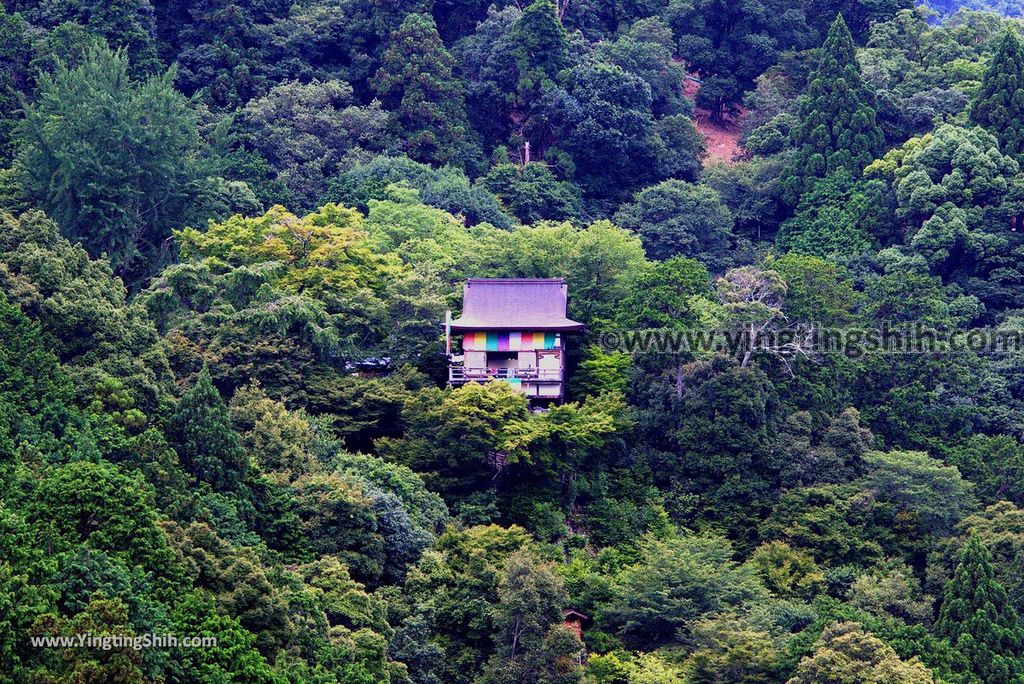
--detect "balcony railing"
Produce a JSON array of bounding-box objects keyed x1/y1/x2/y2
[{"x1": 449, "y1": 366, "x2": 562, "y2": 383}]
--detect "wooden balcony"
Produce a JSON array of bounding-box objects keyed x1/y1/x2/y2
[{"x1": 449, "y1": 366, "x2": 563, "y2": 384}]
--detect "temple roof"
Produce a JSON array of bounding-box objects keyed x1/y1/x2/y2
[{"x1": 450, "y1": 279, "x2": 585, "y2": 332}]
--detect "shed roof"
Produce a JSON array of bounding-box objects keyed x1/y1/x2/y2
[{"x1": 450, "y1": 279, "x2": 585, "y2": 332}]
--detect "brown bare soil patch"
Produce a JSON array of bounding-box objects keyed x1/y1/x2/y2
[{"x1": 682, "y1": 73, "x2": 745, "y2": 165}]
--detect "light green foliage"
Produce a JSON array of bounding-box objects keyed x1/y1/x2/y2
[
  {"x1": 683, "y1": 604, "x2": 802, "y2": 683},
  {"x1": 584, "y1": 652, "x2": 687, "y2": 683},
  {"x1": 787, "y1": 621, "x2": 936, "y2": 683},
  {"x1": 7, "y1": 3, "x2": 1024, "y2": 683},
  {"x1": 147, "y1": 204, "x2": 446, "y2": 402},
  {"x1": 378, "y1": 380, "x2": 626, "y2": 529},
  {"x1": 776, "y1": 169, "x2": 893, "y2": 258},
  {"x1": 616, "y1": 257, "x2": 717, "y2": 331},
  {"x1": 747, "y1": 541, "x2": 826, "y2": 600},
  {"x1": 460, "y1": 219, "x2": 647, "y2": 327},
  {"x1": 864, "y1": 124, "x2": 1024, "y2": 306},
  {"x1": 570, "y1": 346, "x2": 632, "y2": 398},
  {"x1": 364, "y1": 184, "x2": 475, "y2": 278},
  {"x1": 849, "y1": 560, "x2": 934, "y2": 624},
  {"x1": 601, "y1": 531, "x2": 767, "y2": 649},
  {"x1": 769, "y1": 253, "x2": 862, "y2": 325}
]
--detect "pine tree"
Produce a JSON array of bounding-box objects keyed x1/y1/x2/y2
[
  {"x1": 936, "y1": 535, "x2": 1024, "y2": 683},
  {"x1": 509, "y1": 0, "x2": 568, "y2": 102},
  {"x1": 167, "y1": 366, "x2": 247, "y2": 490},
  {"x1": 970, "y1": 29, "x2": 1024, "y2": 159},
  {"x1": 783, "y1": 14, "x2": 884, "y2": 204},
  {"x1": 374, "y1": 13, "x2": 478, "y2": 169}
]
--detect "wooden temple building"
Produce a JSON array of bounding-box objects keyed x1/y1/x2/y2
[{"x1": 446, "y1": 278, "x2": 584, "y2": 402}]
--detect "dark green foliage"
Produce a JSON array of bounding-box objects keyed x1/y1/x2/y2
[
  {"x1": 784, "y1": 15, "x2": 885, "y2": 203},
  {"x1": 30, "y1": 460, "x2": 181, "y2": 591},
  {"x1": 327, "y1": 155, "x2": 514, "y2": 228},
  {"x1": 480, "y1": 552, "x2": 580, "y2": 684},
  {"x1": 509, "y1": 0, "x2": 568, "y2": 102},
  {"x1": 814, "y1": 0, "x2": 914, "y2": 42},
  {"x1": 544, "y1": 62, "x2": 662, "y2": 208},
  {"x1": 453, "y1": 6, "x2": 523, "y2": 151},
  {"x1": 595, "y1": 17, "x2": 690, "y2": 118},
  {"x1": 6, "y1": 3, "x2": 1024, "y2": 683},
  {"x1": 776, "y1": 169, "x2": 894, "y2": 257},
  {"x1": 614, "y1": 180, "x2": 734, "y2": 267},
  {"x1": 167, "y1": 367, "x2": 247, "y2": 490},
  {"x1": 481, "y1": 163, "x2": 581, "y2": 223},
  {"x1": 946, "y1": 435, "x2": 1024, "y2": 506},
  {"x1": 17, "y1": 46, "x2": 202, "y2": 281},
  {"x1": 241, "y1": 79, "x2": 390, "y2": 211},
  {"x1": 0, "y1": 210, "x2": 172, "y2": 410},
  {"x1": 0, "y1": 291, "x2": 79, "y2": 464},
  {"x1": 375, "y1": 13, "x2": 479, "y2": 169},
  {"x1": 600, "y1": 532, "x2": 766, "y2": 649},
  {"x1": 663, "y1": 0, "x2": 816, "y2": 120},
  {"x1": 936, "y1": 535, "x2": 1024, "y2": 682},
  {"x1": 971, "y1": 30, "x2": 1024, "y2": 158},
  {"x1": 0, "y1": 6, "x2": 30, "y2": 166}
]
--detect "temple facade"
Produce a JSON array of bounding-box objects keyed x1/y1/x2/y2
[{"x1": 446, "y1": 278, "x2": 584, "y2": 402}]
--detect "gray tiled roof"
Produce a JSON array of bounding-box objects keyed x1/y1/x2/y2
[{"x1": 450, "y1": 279, "x2": 585, "y2": 331}]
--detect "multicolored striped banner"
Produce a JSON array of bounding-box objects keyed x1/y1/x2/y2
[{"x1": 462, "y1": 331, "x2": 559, "y2": 351}]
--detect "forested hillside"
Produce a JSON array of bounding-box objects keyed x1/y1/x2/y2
[
  {"x1": 926, "y1": 0, "x2": 1024, "y2": 18},
  {"x1": 2, "y1": 0, "x2": 1024, "y2": 682}
]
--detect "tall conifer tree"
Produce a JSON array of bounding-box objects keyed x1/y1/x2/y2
[
  {"x1": 374, "y1": 13, "x2": 477, "y2": 169},
  {"x1": 167, "y1": 366, "x2": 246, "y2": 490},
  {"x1": 971, "y1": 29, "x2": 1024, "y2": 159},
  {"x1": 936, "y1": 535, "x2": 1024, "y2": 684},
  {"x1": 783, "y1": 14, "x2": 884, "y2": 204},
  {"x1": 509, "y1": 0, "x2": 568, "y2": 101}
]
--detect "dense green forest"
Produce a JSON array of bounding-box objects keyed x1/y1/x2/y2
[{"x1": 3, "y1": 0, "x2": 1024, "y2": 681}]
